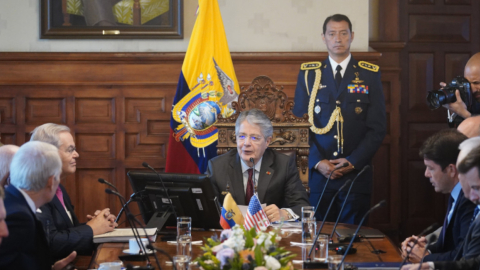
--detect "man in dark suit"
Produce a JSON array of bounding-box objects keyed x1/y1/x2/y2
[
  {"x1": 292, "y1": 14, "x2": 386, "y2": 224},
  {"x1": 31, "y1": 123, "x2": 116, "y2": 261},
  {"x1": 401, "y1": 129, "x2": 475, "y2": 262},
  {"x1": 0, "y1": 141, "x2": 77, "y2": 270},
  {"x1": 206, "y1": 109, "x2": 310, "y2": 222},
  {"x1": 402, "y1": 139, "x2": 480, "y2": 270}
]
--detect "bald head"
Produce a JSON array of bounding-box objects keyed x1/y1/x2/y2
[
  {"x1": 465, "y1": 53, "x2": 480, "y2": 102},
  {"x1": 0, "y1": 145, "x2": 19, "y2": 187},
  {"x1": 458, "y1": 115, "x2": 480, "y2": 138}
]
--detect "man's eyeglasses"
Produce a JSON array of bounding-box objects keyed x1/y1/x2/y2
[{"x1": 237, "y1": 134, "x2": 263, "y2": 143}]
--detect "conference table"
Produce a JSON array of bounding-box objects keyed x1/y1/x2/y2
[{"x1": 88, "y1": 222, "x2": 402, "y2": 269}]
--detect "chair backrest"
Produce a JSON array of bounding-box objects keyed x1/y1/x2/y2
[{"x1": 215, "y1": 75, "x2": 311, "y2": 188}]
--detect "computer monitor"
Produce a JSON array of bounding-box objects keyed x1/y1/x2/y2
[{"x1": 127, "y1": 171, "x2": 222, "y2": 231}]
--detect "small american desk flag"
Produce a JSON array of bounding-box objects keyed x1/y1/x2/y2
[{"x1": 244, "y1": 194, "x2": 270, "y2": 232}]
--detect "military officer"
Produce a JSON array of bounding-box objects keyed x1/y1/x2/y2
[{"x1": 293, "y1": 14, "x2": 386, "y2": 225}]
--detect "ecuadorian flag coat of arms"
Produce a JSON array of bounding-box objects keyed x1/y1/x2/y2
[{"x1": 165, "y1": 0, "x2": 239, "y2": 174}]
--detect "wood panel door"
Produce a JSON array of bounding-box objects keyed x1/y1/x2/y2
[{"x1": 400, "y1": 0, "x2": 480, "y2": 237}]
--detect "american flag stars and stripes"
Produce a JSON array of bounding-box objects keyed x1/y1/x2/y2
[{"x1": 244, "y1": 194, "x2": 271, "y2": 232}]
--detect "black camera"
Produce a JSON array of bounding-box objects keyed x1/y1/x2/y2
[{"x1": 426, "y1": 76, "x2": 472, "y2": 110}]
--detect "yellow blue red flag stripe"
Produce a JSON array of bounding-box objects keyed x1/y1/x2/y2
[
  {"x1": 166, "y1": 0, "x2": 239, "y2": 173},
  {"x1": 220, "y1": 193, "x2": 244, "y2": 229}
]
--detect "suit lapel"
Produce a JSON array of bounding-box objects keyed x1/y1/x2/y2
[
  {"x1": 257, "y1": 150, "x2": 274, "y2": 203},
  {"x1": 52, "y1": 193, "x2": 74, "y2": 227},
  {"x1": 229, "y1": 153, "x2": 246, "y2": 205},
  {"x1": 321, "y1": 61, "x2": 336, "y2": 95}
]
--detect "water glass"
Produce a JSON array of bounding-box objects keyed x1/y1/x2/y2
[
  {"x1": 314, "y1": 234, "x2": 329, "y2": 262},
  {"x1": 328, "y1": 255, "x2": 344, "y2": 270},
  {"x1": 173, "y1": 255, "x2": 190, "y2": 270},
  {"x1": 302, "y1": 217, "x2": 316, "y2": 243},
  {"x1": 177, "y1": 216, "x2": 192, "y2": 237},
  {"x1": 177, "y1": 234, "x2": 192, "y2": 259},
  {"x1": 301, "y1": 206, "x2": 315, "y2": 221}
]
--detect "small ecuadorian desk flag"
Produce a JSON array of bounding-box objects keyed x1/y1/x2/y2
[{"x1": 220, "y1": 193, "x2": 244, "y2": 229}]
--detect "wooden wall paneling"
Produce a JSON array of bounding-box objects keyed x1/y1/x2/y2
[
  {"x1": 0, "y1": 51, "x2": 390, "y2": 229},
  {"x1": 400, "y1": 0, "x2": 480, "y2": 238}
]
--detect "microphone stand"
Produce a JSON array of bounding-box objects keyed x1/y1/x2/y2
[
  {"x1": 304, "y1": 180, "x2": 352, "y2": 266},
  {"x1": 336, "y1": 200, "x2": 386, "y2": 270},
  {"x1": 313, "y1": 163, "x2": 349, "y2": 218},
  {"x1": 116, "y1": 190, "x2": 146, "y2": 223},
  {"x1": 397, "y1": 223, "x2": 439, "y2": 270},
  {"x1": 128, "y1": 213, "x2": 164, "y2": 270},
  {"x1": 417, "y1": 234, "x2": 437, "y2": 270},
  {"x1": 105, "y1": 188, "x2": 153, "y2": 268},
  {"x1": 98, "y1": 178, "x2": 119, "y2": 192},
  {"x1": 330, "y1": 165, "x2": 370, "y2": 243},
  {"x1": 142, "y1": 162, "x2": 178, "y2": 232}
]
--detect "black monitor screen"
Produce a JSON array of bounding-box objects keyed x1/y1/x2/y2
[{"x1": 127, "y1": 171, "x2": 222, "y2": 230}]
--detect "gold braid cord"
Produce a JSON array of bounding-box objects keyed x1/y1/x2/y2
[{"x1": 308, "y1": 69, "x2": 344, "y2": 136}]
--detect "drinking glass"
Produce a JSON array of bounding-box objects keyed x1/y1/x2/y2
[
  {"x1": 173, "y1": 255, "x2": 190, "y2": 270},
  {"x1": 177, "y1": 234, "x2": 192, "y2": 259},
  {"x1": 314, "y1": 234, "x2": 329, "y2": 262},
  {"x1": 328, "y1": 255, "x2": 344, "y2": 270},
  {"x1": 302, "y1": 217, "x2": 316, "y2": 243},
  {"x1": 301, "y1": 206, "x2": 315, "y2": 221},
  {"x1": 177, "y1": 216, "x2": 192, "y2": 237}
]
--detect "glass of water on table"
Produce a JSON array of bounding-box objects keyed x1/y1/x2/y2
[{"x1": 177, "y1": 216, "x2": 192, "y2": 259}]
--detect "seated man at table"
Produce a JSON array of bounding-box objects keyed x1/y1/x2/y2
[
  {"x1": 401, "y1": 129, "x2": 476, "y2": 262},
  {"x1": 402, "y1": 137, "x2": 480, "y2": 270},
  {"x1": 0, "y1": 144, "x2": 19, "y2": 187},
  {"x1": 0, "y1": 141, "x2": 77, "y2": 270},
  {"x1": 31, "y1": 123, "x2": 116, "y2": 261},
  {"x1": 206, "y1": 108, "x2": 310, "y2": 222}
]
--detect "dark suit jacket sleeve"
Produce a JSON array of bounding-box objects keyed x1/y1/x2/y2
[
  {"x1": 206, "y1": 159, "x2": 221, "y2": 200},
  {"x1": 346, "y1": 70, "x2": 386, "y2": 169},
  {"x1": 425, "y1": 193, "x2": 476, "y2": 261},
  {"x1": 282, "y1": 154, "x2": 311, "y2": 216},
  {"x1": 434, "y1": 256, "x2": 480, "y2": 270},
  {"x1": 0, "y1": 210, "x2": 38, "y2": 269},
  {"x1": 37, "y1": 202, "x2": 94, "y2": 260}
]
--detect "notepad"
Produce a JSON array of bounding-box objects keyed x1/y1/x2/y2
[{"x1": 93, "y1": 228, "x2": 158, "y2": 243}]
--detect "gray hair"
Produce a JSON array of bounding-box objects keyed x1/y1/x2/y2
[
  {"x1": 235, "y1": 109, "x2": 273, "y2": 138},
  {"x1": 0, "y1": 145, "x2": 19, "y2": 184},
  {"x1": 10, "y1": 141, "x2": 62, "y2": 192},
  {"x1": 30, "y1": 123, "x2": 71, "y2": 148},
  {"x1": 458, "y1": 137, "x2": 480, "y2": 166}
]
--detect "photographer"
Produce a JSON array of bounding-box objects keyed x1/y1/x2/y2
[{"x1": 442, "y1": 53, "x2": 480, "y2": 122}]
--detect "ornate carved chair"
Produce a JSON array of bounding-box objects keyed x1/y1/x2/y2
[{"x1": 215, "y1": 76, "x2": 311, "y2": 189}]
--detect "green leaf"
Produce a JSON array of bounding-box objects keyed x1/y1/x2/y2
[{"x1": 254, "y1": 245, "x2": 264, "y2": 266}]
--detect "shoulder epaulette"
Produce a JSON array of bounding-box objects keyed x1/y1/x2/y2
[
  {"x1": 301, "y1": 62, "x2": 321, "y2": 70},
  {"x1": 358, "y1": 61, "x2": 379, "y2": 72}
]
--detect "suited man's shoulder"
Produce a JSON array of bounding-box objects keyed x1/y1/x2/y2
[{"x1": 208, "y1": 148, "x2": 238, "y2": 165}]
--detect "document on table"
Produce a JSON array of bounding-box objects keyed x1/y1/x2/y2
[{"x1": 93, "y1": 228, "x2": 158, "y2": 243}]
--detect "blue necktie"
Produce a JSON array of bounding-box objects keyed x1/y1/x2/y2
[
  {"x1": 335, "y1": 65, "x2": 342, "y2": 89},
  {"x1": 472, "y1": 207, "x2": 480, "y2": 224}
]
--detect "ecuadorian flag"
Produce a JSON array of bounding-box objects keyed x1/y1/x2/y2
[
  {"x1": 220, "y1": 193, "x2": 244, "y2": 229},
  {"x1": 165, "y1": 0, "x2": 239, "y2": 174}
]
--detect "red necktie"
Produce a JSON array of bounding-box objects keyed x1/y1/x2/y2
[
  {"x1": 245, "y1": 168, "x2": 254, "y2": 205},
  {"x1": 56, "y1": 186, "x2": 66, "y2": 208}
]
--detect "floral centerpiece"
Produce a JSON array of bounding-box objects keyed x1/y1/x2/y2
[{"x1": 194, "y1": 225, "x2": 295, "y2": 270}]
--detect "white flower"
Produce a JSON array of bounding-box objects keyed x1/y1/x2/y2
[
  {"x1": 257, "y1": 232, "x2": 273, "y2": 250},
  {"x1": 264, "y1": 255, "x2": 281, "y2": 270},
  {"x1": 222, "y1": 225, "x2": 245, "y2": 252}
]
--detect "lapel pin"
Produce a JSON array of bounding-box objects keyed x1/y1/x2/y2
[{"x1": 266, "y1": 171, "x2": 271, "y2": 175}]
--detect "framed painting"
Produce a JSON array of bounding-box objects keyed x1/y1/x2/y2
[{"x1": 41, "y1": 0, "x2": 183, "y2": 39}]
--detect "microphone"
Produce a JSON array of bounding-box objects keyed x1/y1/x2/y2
[
  {"x1": 313, "y1": 162, "x2": 349, "y2": 218},
  {"x1": 105, "y1": 189, "x2": 152, "y2": 267},
  {"x1": 306, "y1": 179, "x2": 352, "y2": 261},
  {"x1": 126, "y1": 213, "x2": 163, "y2": 270},
  {"x1": 417, "y1": 234, "x2": 437, "y2": 270},
  {"x1": 398, "y1": 222, "x2": 439, "y2": 269},
  {"x1": 142, "y1": 162, "x2": 178, "y2": 219},
  {"x1": 330, "y1": 165, "x2": 370, "y2": 242},
  {"x1": 115, "y1": 190, "x2": 146, "y2": 223},
  {"x1": 98, "y1": 178, "x2": 119, "y2": 192},
  {"x1": 249, "y1": 158, "x2": 257, "y2": 193},
  {"x1": 336, "y1": 200, "x2": 386, "y2": 270}
]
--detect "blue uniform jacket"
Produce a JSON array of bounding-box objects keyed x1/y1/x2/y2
[{"x1": 293, "y1": 58, "x2": 386, "y2": 194}]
